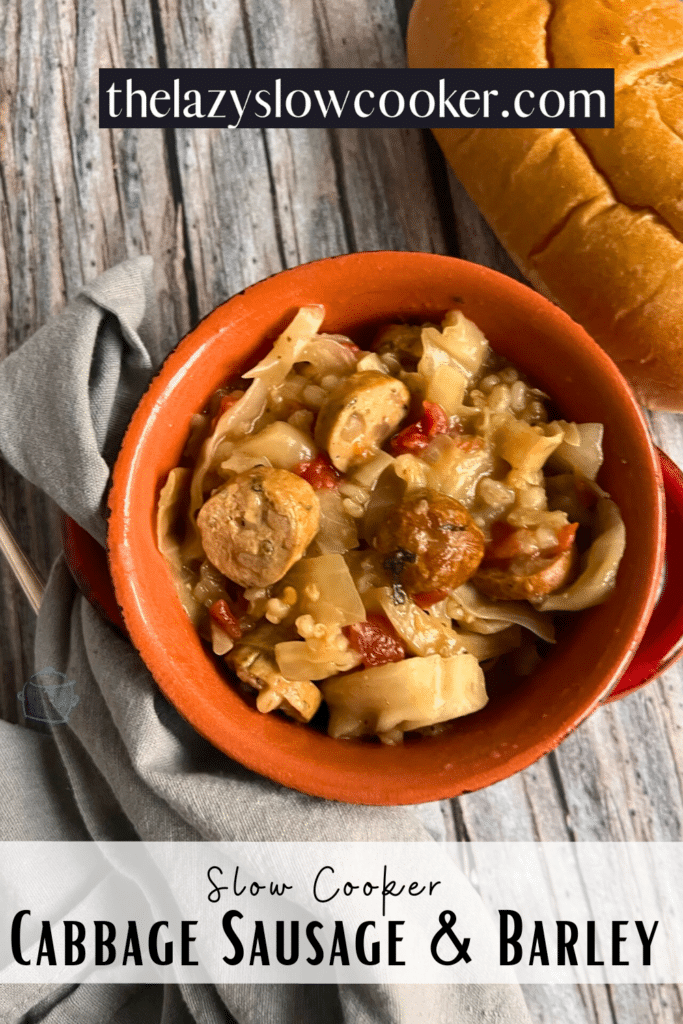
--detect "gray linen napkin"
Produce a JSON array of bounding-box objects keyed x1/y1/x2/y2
[{"x1": 0, "y1": 258, "x2": 531, "y2": 1024}]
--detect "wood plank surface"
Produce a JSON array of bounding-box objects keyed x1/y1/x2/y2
[
  {"x1": 0, "y1": 0, "x2": 190, "y2": 719},
  {"x1": 1, "y1": 2, "x2": 682, "y2": 1020}
]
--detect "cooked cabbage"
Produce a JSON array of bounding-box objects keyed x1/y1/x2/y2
[
  {"x1": 549, "y1": 422, "x2": 604, "y2": 481},
  {"x1": 242, "y1": 306, "x2": 326, "y2": 386},
  {"x1": 540, "y1": 498, "x2": 626, "y2": 612},
  {"x1": 372, "y1": 587, "x2": 465, "y2": 658},
  {"x1": 156, "y1": 468, "x2": 203, "y2": 625},
  {"x1": 157, "y1": 305, "x2": 625, "y2": 743},
  {"x1": 497, "y1": 419, "x2": 564, "y2": 477},
  {"x1": 439, "y1": 310, "x2": 488, "y2": 377},
  {"x1": 322, "y1": 653, "x2": 487, "y2": 741},
  {"x1": 231, "y1": 421, "x2": 317, "y2": 470},
  {"x1": 447, "y1": 582, "x2": 556, "y2": 643},
  {"x1": 280, "y1": 553, "x2": 366, "y2": 627},
  {"x1": 275, "y1": 638, "x2": 362, "y2": 681},
  {"x1": 455, "y1": 625, "x2": 522, "y2": 661},
  {"x1": 309, "y1": 490, "x2": 359, "y2": 555},
  {"x1": 418, "y1": 331, "x2": 467, "y2": 414}
]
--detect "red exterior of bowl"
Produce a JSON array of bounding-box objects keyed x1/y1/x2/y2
[{"x1": 108, "y1": 252, "x2": 664, "y2": 805}]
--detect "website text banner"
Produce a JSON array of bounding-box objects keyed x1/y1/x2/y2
[
  {"x1": 98, "y1": 69, "x2": 615, "y2": 130},
  {"x1": 0, "y1": 842, "x2": 678, "y2": 985}
]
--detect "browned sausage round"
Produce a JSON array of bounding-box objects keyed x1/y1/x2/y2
[
  {"x1": 197, "y1": 466, "x2": 319, "y2": 588},
  {"x1": 314, "y1": 371, "x2": 410, "y2": 472},
  {"x1": 473, "y1": 546, "x2": 577, "y2": 603},
  {"x1": 372, "y1": 323, "x2": 423, "y2": 371},
  {"x1": 372, "y1": 490, "x2": 485, "y2": 593}
]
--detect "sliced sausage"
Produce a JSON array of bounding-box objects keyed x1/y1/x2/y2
[
  {"x1": 314, "y1": 370, "x2": 410, "y2": 472},
  {"x1": 473, "y1": 546, "x2": 577, "y2": 603},
  {"x1": 372, "y1": 323, "x2": 423, "y2": 371},
  {"x1": 372, "y1": 490, "x2": 485, "y2": 593},
  {"x1": 197, "y1": 466, "x2": 319, "y2": 588}
]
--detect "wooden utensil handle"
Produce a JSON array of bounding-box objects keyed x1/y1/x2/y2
[{"x1": 0, "y1": 510, "x2": 45, "y2": 615}]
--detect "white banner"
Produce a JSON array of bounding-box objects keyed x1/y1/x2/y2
[{"x1": 0, "y1": 842, "x2": 679, "y2": 985}]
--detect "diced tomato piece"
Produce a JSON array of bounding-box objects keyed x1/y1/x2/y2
[
  {"x1": 390, "y1": 422, "x2": 430, "y2": 455},
  {"x1": 339, "y1": 340, "x2": 362, "y2": 356},
  {"x1": 344, "y1": 614, "x2": 407, "y2": 668},
  {"x1": 389, "y1": 401, "x2": 450, "y2": 455},
  {"x1": 545, "y1": 521, "x2": 579, "y2": 558},
  {"x1": 218, "y1": 394, "x2": 239, "y2": 416},
  {"x1": 453, "y1": 435, "x2": 484, "y2": 452},
  {"x1": 484, "y1": 520, "x2": 579, "y2": 566},
  {"x1": 412, "y1": 590, "x2": 450, "y2": 609},
  {"x1": 421, "y1": 401, "x2": 449, "y2": 437},
  {"x1": 483, "y1": 522, "x2": 522, "y2": 564},
  {"x1": 209, "y1": 599, "x2": 243, "y2": 640},
  {"x1": 210, "y1": 394, "x2": 240, "y2": 430},
  {"x1": 293, "y1": 452, "x2": 341, "y2": 490}
]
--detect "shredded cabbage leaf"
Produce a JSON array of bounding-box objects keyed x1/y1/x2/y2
[
  {"x1": 540, "y1": 498, "x2": 626, "y2": 612},
  {"x1": 322, "y1": 653, "x2": 487, "y2": 740}
]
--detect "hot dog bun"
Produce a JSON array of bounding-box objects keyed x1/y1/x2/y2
[{"x1": 407, "y1": 0, "x2": 683, "y2": 411}]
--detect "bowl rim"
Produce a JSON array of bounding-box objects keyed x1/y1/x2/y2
[{"x1": 108, "y1": 250, "x2": 665, "y2": 804}]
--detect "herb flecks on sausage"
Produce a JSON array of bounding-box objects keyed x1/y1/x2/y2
[
  {"x1": 373, "y1": 490, "x2": 485, "y2": 593},
  {"x1": 197, "y1": 466, "x2": 320, "y2": 589},
  {"x1": 314, "y1": 370, "x2": 410, "y2": 472}
]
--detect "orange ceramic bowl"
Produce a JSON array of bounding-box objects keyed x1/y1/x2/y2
[{"x1": 108, "y1": 252, "x2": 664, "y2": 804}]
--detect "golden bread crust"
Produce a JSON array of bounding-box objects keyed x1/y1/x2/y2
[{"x1": 408, "y1": 0, "x2": 683, "y2": 410}]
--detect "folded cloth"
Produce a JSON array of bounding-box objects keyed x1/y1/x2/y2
[{"x1": 0, "y1": 259, "x2": 531, "y2": 1024}]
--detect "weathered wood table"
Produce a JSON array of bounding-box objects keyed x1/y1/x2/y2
[{"x1": 2, "y1": 2, "x2": 682, "y2": 1020}]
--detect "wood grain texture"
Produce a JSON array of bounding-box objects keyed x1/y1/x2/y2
[
  {"x1": 0, "y1": 0, "x2": 189, "y2": 721},
  {"x1": 447, "y1": 161, "x2": 683, "y2": 1024},
  {"x1": 1, "y1": 1, "x2": 682, "y2": 1019}
]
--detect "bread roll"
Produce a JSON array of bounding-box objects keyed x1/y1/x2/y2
[{"x1": 407, "y1": 0, "x2": 683, "y2": 411}]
